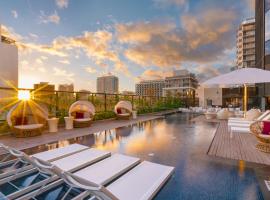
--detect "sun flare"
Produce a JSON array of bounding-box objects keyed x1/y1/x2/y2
[{"x1": 18, "y1": 90, "x2": 31, "y2": 101}]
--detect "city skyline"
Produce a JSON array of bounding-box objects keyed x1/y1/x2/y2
[{"x1": 0, "y1": 0, "x2": 254, "y2": 91}]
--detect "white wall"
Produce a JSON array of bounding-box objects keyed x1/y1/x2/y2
[
  {"x1": 196, "y1": 87, "x2": 222, "y2": 108},
  {"x1": 0, "y1": 42, "x2": 18, "y2": 88}
]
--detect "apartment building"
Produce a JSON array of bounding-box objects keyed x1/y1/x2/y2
[
  {"x1": 163, "y1": 70, "x2": 198, "y2": 98},
  {"x1": 97, "y1": 74, "x2": 119, "y2": 94},
  {"x1": 236, "y1": 18, "x2": 256, "y2": 68},
  {"x1": 135, "y1": 79, "x2": 165, "y2": 97}
]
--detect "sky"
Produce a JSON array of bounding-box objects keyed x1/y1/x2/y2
[{"x1": 0, "y1": 0, "x2": 255, "y2": 92}]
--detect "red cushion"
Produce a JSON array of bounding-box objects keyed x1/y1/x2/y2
[
  {"x1": 15, "y1": 116, "x2": 28, "y2": 125},
  {"x1": 262, "y1": 121, "x2": 270, "y2": 135},
  {"x1": 117, "y1": 108, "x2": 122, "y2": 114},
  {"x1": 75, "y1": 112, "x2": 84, "y2": 119}
]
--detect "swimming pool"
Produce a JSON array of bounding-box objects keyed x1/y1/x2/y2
[{"x1": 23, "y1": 113, "x2": 264, "y2": 200}]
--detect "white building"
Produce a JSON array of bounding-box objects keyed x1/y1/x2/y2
[
  {"x1": 163, "y1": 70, "x2": 198, "y2": 98},
  {"x1": 0, "y1": 25, "x2": 18, "y2": 88},
  {"x1": 97, "y1": 74, "x2": 119, "y2": 94},
  {"x1": 237, "y1": 18, "x2": 256, "y2": 68},
  {"x1": 58, "y1": 83, "x2": 74, "y2": 92},
  {"x1": 135, "y1": 79, "x2": 165, "y2": 97},
  {"x1": 196, "y1": 87, "x2": 223, "y2": 108}
]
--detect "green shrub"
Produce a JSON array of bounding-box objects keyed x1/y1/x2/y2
[
  {"x1": 94, "y1": 111, "x2": 116, "y2": 121},
  {"x1": 0, "y1": 121, "x2": 10, "y2": 135}
]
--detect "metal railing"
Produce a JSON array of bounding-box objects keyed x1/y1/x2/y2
[{"x1": 0, "y1": 87, "x2": 197, "y2": 122}]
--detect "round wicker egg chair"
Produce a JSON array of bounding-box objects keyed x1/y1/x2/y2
[
  {"x1": 7, "y1": 101, "x2": 48, "y2": 138},
  {"x1": 69, "y1": 101, "x2": 95, "y2": 128},
  {"x1": 250, "y1": 121, "x2": 270, "y2": 153},
  {"x1": 114, "y1": 101, "x2": 132, "y2": 120}
]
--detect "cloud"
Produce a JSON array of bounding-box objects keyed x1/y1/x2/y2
[
  {"x1": 85, "y1": 67, "x2": 97, "y2": 73},
  {"x1": 53, "y1": 67, "x2": 74, "y2": 81},
  {"x1": 195, "y1": 65, "x2": 231, "y2": 82},
  {"x1": 58, "y1": 59, "x2": 70, "y2": 64},
  {"x1": 18, "y1": 42, "x2": 67, "y2": 57},
  {"x1": 29, "y1": 33, "x2": 39, "y2": 39},
  {"x1": 153, "y1": 0, "x2": 187, "y2": 7},
  {"x1": 40, "y1": 11, "x2": 60, "y2": 24},
  {"x1": 1, "y1": 25, "x2": 23, "y2": 41},
  {"x1": 137, "y1": 69, "x2": 173, "y2": 81},
  {"x1": 52, "y1": 30, "x2": 130, "y2": 75},
  {"x1": 35, "y1": 58, "x2": 43, "y2": 64},
  {"x1": 118, "y1": 7, "x2": 240, "y2": 68},
  {"x1": 116, "y1": 20, "x2": 175, "y2": 43},
  {"x1": 56, "y1": 0, "x2": 69, "y2": 9},
  {"x1": 11, "y1": 10, "x2": 18, "y2": 18}
]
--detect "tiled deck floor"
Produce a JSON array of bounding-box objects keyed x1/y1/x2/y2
[
  {"x1": 204, "y1": 116, "x2": 270, "y2": 165},
  {"x1": 0, "y1": 115, "x2": 162, "y2": 151}
]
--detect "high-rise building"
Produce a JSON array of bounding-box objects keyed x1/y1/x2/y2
[
  {"x1": 135, "y1": 70, "x2": 198, "y2": 99},
  {"x1": 255, "y1": 0, "x2": 270, "y2": 109},
  {"x1": 34, "y1": 82, "x2": 55, "y2": 91},
  {"x1": 0, "y1": 25, "x2": 18, "y2": 88},
  {"x1": 135, "y1": 80, "x2": 165, "y2": 97},
  {"x1": 236, "y1": 18, "x2": 256, "y2": 68},
  {"x1": 97, "y1": 74, "x2": 119, "y2": 94},
  {"x1": 58, "y1": 83, "x2": 74, "y2": 92},
  {"x1": 163, "y1": 70, "x2": 198, "y2": 98}
]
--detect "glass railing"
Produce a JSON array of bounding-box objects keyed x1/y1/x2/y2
[{"x1": 0, "y1": 87, "x2": 196, "y2": 122}]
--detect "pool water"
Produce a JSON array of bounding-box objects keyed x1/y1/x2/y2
[{"x1": 25, "y1": 113, "x2": 264, "y2": 200}]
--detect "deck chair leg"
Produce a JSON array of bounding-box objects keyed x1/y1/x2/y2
[
  {"x1": 0, "y1": 153, "x2": 12, "y2": 163},
  {"x1": 28, "y1": 175, "x2": 54, "y2": 198},
  {"x1": 61, "y1": 186, "x2": 73, "y2": 200}
]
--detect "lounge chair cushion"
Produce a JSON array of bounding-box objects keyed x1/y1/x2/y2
[
  {"x1": 107, "y1": 161, "x2": 174, "y2": 200},
  {"x1": 75, "y1": 112, "x2": 84, "y2": 119},
  {"x1": 74, "y1": 154, "x2": 140, "y2": 185},
  {"x1": 52, "y1": 148, "x2": 110, "y2": 172},
  {"x1": 13, "y1": 124, "x2": 43, "y2": 130},
  {"x1": 262, "y1": 121, "x2": 270, "y2": 135},
  {"x1": 117, "y1": 108, "x2": 122, "y2": 114},
  {"x1": 118, "y1": 113, "x2": 130, "y2": 117},
  {"x1": 74, "y1": 118, "x2": 91, "y2": 122},
  {"x1": 14, "y1": 116, "x2": 28, "y2": 125},
  {"x1": 32, "y1": 144, "x2": 89, "y2": 161}
]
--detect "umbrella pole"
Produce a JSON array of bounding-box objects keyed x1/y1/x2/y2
[{"x1": 243, "y1": 84, "x2": 248, "y2": 117}]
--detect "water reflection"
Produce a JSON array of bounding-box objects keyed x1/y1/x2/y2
[{"x1": 22, "y1": 113, "x2": 264, "y2": 200}]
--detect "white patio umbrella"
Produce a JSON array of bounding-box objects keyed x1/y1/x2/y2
[{"x1": 202, "y1": 68, "x2": 270, "y2": 114}]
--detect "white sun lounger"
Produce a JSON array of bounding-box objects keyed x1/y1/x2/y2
[
  {"x1": 105, "y1": 161, "x2": 174, "y2": 200},
  {"x1": 18, "y1": 153, "x2": 174, "y2": 200},
  {"x1": 228, "y1": 111, "x2": 270, "y2": 132},
  {"x1": 66, "y1": 161, "x2": 174, "y2": 200},
  {"x1": 230, "y1": 126, "x2": 250, "y2": 138},
  {"x1": 0, "y1": 143, "x2": 89, "y2": 180},
  {"x1": 2, "y1": 148, "x2": 111, "y2": 199},
  {"x1": 74, "y1": 154, "x2": 140, "y2": 185},
  {"x1": 19, "y1": 153, "x2": 141, "y2": 199},
  {"x1": 228, "y1": 110, "x2": 270, "y2": 122}
]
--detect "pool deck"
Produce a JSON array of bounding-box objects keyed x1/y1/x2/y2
[
  {"x1": 0, "y1": 114, "x2": 164, "y2": 151},
  {"x1": 192, "y1": 115, "x2": 270, "y2": 166}
]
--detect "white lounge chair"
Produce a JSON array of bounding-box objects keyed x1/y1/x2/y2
[
  {"x1": 228, "y1": 109, "x2": 264, "y2": 122},
  {"x1": 228, "y1": 111, "x2": 270, "y2": 128},
  {"x1": 0, "y1": 146, "x2": 110, "y2": 199},
  {"x1": 229, "y1": 126, "x2": 250, "y2": 138},
  {"x1": 20, "y1": 153, "x2": 141, "y2": 199},
  {"x1": 22, "y1": 157, "x2": 174, "y2": 200},
  {"x1": 0, "y1": 143, "x2": 88, "y2": 180}
]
